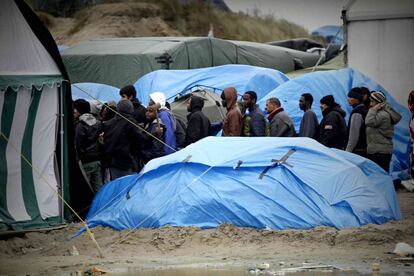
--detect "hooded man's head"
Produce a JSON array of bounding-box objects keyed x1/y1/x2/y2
[
  {"x1": 221, "y1": 87, "x2": 238, "y2": 110},
  {"x1": 187, "y1": 95, "x2": 205, "y2": 112},
  {"x1": 149, "y1": 92, "x2": 166, "y2": 109}
]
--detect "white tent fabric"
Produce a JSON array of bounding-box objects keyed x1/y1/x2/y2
[
  {"x1": 345, "y1": 0, "x2": 414, "y2": 106},
  {"x1": 0, "y1": 0, "x2": 64, "y2": 230},
  {"x1": 0, "y1": 0, "x2": 59, "y2": 75},
  {"x1": 32, "y1": 86, "x2": 60, "y2": 219}
]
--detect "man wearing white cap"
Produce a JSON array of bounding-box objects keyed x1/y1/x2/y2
[{"x1": 149, "y1": 92, "x2": 177, "y2": 154}]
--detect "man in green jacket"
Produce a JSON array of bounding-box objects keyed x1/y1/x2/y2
[{"x1": 365, "y1": 91, "x2": 401, "y2": 172}]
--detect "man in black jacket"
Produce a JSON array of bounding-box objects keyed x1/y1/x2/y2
[
  {"x1": 73, "y1": 99, "x2": 102, "y2": 192},
  {"x1": 184, "y1": 95, "x2": 211, "y2": 146},
  {"x1": 318, "y1": 95, "x2": 347, "y2": 150},
  {"x1": 120, "y1": 85, "x2": 147, "y2": 171},
  {"x1": 102, "y1": 100, "x2": 147, "y2": 180}
]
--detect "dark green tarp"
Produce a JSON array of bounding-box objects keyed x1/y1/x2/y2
[{"x1": 62, "y1": 37, "x2": 321, "y2": 87}]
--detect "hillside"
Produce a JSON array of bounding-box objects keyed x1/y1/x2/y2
[{"x1": 36, "y1": 1, "x2": 309, "y2": 46}]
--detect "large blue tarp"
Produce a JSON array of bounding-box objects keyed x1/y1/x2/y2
[
  {"x1": 134, "y1": 64, "x2": 289, "y2": 105},
  {"x1": 257, "y1": 68, "x2": 411, "y2": 180},
  {"x1": 85, "y1": 137, "x2": 400, "y2": 231},
  {"x1": 71, "y1": 82, "x2": 121, "y2": 103}
]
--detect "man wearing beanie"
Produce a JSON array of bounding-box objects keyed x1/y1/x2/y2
[
  {"x1": 73, "y1": 99, "x2": 102, "y2": 193},
  {"x1": 346, "y1": 87, "x2": 368, "y2": 156},
  {"x1": 102, "y1": 99, "x2": 147, "y2": 180},
  {"x1": 365, "y1": 91, "x2": 401, "y2": 173},
  {"x1": 318, "y1": 95, "x2": 347, "y2": 149}
]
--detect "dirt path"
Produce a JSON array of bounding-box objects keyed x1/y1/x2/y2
[{"x1": 1, "y1": 191, "x2": 413, "y2": 275}]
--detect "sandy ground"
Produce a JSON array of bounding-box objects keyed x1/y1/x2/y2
[{"x1": 0, "y1": 191, "x2": 413, "y2": 275}]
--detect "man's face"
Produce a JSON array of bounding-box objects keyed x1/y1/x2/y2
[
  {"x1": 149, "y1": 99, "x2": 155, "y2": 106},
  {"x1": 73, "y1": 109, "x2": 80, "y2": 120},
  {"x1": 242, "y1": 93, "x2": 253, "y2": 109},
  {"x1": 145, "y1": 110, "x2": 156, "y2": 121},
  {"x1": 299, "y1": 96, "x2": 306, "y2": 111},
  {"x1": 347, "y1": 97, "x2": 358, "y2": 106},
  {"x1": 121, "y1": 94, "x2": 132, "y2": 100},
  {"x1": 187, "y1": 98, "x2": 192, "y2": 112},
  {"x1": 265, "y1": 101, "x2": 276, "y2": 114},
  {"x1": 221, "y1": 93, "x2": 227, "y2": 108}
]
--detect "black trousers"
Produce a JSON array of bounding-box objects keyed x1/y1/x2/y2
[{"x1": 367, "y1": 153, "x2": 392, "y2": 173}]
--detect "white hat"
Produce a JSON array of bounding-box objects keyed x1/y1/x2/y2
[{"x1": 150, "y1": 91, "x2": 166, "y2": 108}]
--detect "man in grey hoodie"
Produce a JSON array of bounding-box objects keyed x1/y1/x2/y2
[
  {"x1": 265, "y1": 97, "x2": 296, "y2": 137},
  {"x1": 74, "y1": 99, "x2": 102, "y2": 192}
]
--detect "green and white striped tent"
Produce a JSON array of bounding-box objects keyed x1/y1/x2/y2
[{"x1": 0, "y1": 0, "x2": 72, "y2": 231}]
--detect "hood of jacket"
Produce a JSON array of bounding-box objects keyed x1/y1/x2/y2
[
  {"x1": 223, "y1": 87, "x2": 238, "y2": 110},
  {"x1": 189, "y1": 96, "x2": 204, "y2": 112},
  {"x1": 79, "y1": 113, "x2": 97, "y2": 126}
]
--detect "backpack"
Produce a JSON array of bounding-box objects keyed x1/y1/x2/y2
[{"x1": 175, "y1": 116, "x2": 187, "y2": 149}]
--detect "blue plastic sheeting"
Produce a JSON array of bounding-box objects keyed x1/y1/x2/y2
[
  {"x1": 257, "y1": 68, "x2": 411, "y2": 180},
  {"x1": 311, "y1": 25, "x2": 343, "y2": 44},
  {"x1": 71, "y1": 82, "x2": 121, "y2": 103},
  {"x1": 85, "y1": 137, "x2": 400, "y2": 231},
  {"x1": 134, "y1": 64, "x2": 289, "y2": 105}
]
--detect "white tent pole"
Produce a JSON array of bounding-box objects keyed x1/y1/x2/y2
[{"x1": 59, "y1": 84, "x2": 64, "y2": 221}]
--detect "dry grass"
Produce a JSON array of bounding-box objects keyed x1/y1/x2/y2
[
  {"x1": 45, "y1": 0, "x2": 309, "y2": 45},
  {"x1": 148, "y1": 0, "x2": 309, "y2": 42}
]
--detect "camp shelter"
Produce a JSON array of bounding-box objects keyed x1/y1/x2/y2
[
  {"x1": 62, "y1": 37, "x2": 320, "y2": 88},
  {"x1": 170, "y1": 88, "x2": 226, "y2": 125},
  {"x1": 258, "y1": 68, "x2": 411, "y2": 181},
  {"x1": 267, "y1": 38, "x2": 323, "y2": 52},
  {"x1": 343, "y1": 0, "x2": 414, "y2": 106},
  {"x1": 84, "y1": 137, "x2": 400, "y2": 231},
  {"x1": 134, "y1": 64, "x2": 289, "y2": 105},
  {"x1": 286, "y1": 51, "x2": 345, "y2": 79},
  {"x1": 0, "y1": 0, "x2": 74, "y2": 231}
]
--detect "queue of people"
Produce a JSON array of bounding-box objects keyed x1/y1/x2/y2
[{"x1": 73, "y1": 84, "x2": 406, "y2": 192}]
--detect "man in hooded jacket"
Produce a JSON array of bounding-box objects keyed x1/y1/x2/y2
[
  {"x1": 184, "y1": 95, "x2": 211, "y2": 146},
  {"x1": 221, "y1": 87, "x2": 242, "y2": 136},
  {"x1": 318, "y1": 95, "x2": 347, "y2": 149},
  {"x1": 74, "y1": 99, "x2": 102, "y2": 192}
]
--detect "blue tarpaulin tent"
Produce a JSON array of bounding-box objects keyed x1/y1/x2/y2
[
  {"x1": 71, "y1": 82, "x2": 120, "y2": 103},
  {"x1": 257, "y1": 68, "x2": 411, "y2": 180},
  {"x1": 85, "y1": 137, "x2": 400, "y2": 231},
  {"x1": 134, "y1": 64, "x2": 289, "y2": 105}
]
